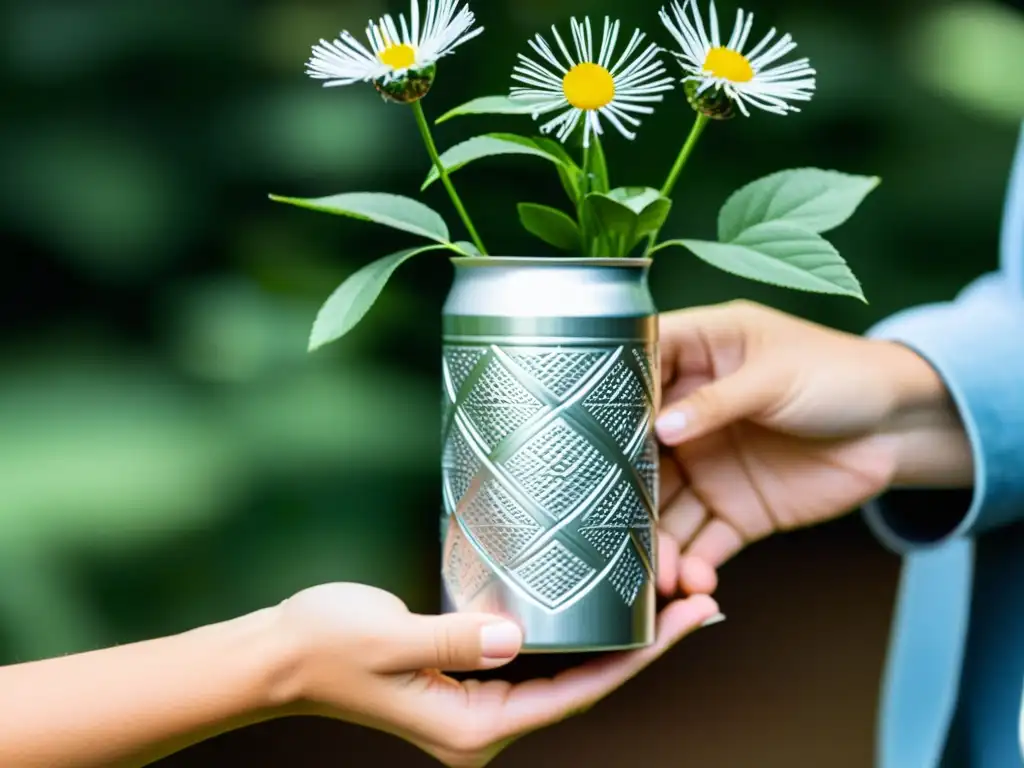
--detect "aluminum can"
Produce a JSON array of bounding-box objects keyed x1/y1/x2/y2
[{"x1": 440, "y1": 257, "x2": 658, "y2": 652}]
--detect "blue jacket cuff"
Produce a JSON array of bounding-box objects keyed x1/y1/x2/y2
[{"x1": 862, "y1": 276, "x2": 1024, "y2": 552}]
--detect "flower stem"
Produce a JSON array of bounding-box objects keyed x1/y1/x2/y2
[
  {"x1": 579, "y1": 140, "x2": 591, "y2": 254},
  {"x1": 644, "y1": 113, "x2": 710, "y2": 255},
  {"x1": 411, "y1": 100, "x2": 488, "y2": 255}
]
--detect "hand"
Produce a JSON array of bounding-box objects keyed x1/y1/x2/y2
[
  {"x1": 652, "y1": 301, "x2": 972, "y2": 594},
  {"x1": 274, "y1": 583, "x2": 719, "y2": 767}
]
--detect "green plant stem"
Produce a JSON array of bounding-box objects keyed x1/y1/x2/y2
[
  {"x1": 579, "y1": 140, "x2": 592, "y2": 255},
  {"x1": 411, "y1": 100, "x2": 488, "y2": 255},
  {"x1": 644, "y1": 113, "x2": 710, "y2": 256}
]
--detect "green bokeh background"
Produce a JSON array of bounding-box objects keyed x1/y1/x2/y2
[{"x1": 0, "y1": 0, "x2": 1021, "y2": 662}]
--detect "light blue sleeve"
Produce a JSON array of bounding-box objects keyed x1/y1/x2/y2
[{"x1": 863, "y1": 123, "x2": 1024, "y2": 552}]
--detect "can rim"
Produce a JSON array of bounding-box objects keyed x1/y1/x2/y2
[{"x1": 450, "y1": 256, "x2": 652, "y2": 268}]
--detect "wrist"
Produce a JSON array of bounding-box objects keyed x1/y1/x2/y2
[
  {"x1": 871, "y1": 341, "x2": 974, "y2": 488},
  {"x1": 873, "y1": 341, "x2": 949, "y2": 415},
  {"x1": 229, "y1": 606, "x2": 308, "y2": 716}
]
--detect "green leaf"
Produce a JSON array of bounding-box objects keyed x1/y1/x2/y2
[
  {"x1": 582, "y1": 193, "x2": 635, "y2": 242},
  {"x1": 269, "y1": 192, "x2": 450, "y2": 243},
  {"x1": 655, "y1": 222, "x2": 866, "y2": 301},
  {"x1": 718, "y1": 168, "x2": 880, "y2": 241},
  {"x1": 581, "y1": 188, "x2": 673, "y2": 256},
  {"x1": 586, "y1": 137, "x2": 610, "y2": 195},
  {"x1": 422, "y1": 134, "x2": 572, "y2": 190},
  {"x1": 453, "y1": 241, "x2": 481, "y2": 256},
  {"x1": 435, "y1": 95, "x2": 542, "y2": 124},
  {"x1": 533, "y1": 137, "x2": 584, "y2": 203},
  {"x1": 518, "y1": 203, "x2": 581, "y2": 252},
  {"x1": 309, "y1": 244, "x2": 451, "y2": 351},
  {"x1": 606, "y1": 186, "x2": 663, "y2": 214}
]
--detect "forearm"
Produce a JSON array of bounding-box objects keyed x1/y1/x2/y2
[{"x1": 0, "y1": 608, "x2": 300, "y2": 768}]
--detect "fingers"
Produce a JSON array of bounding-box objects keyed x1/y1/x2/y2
[
  {"x1": 655, "y1": 364, "x2": 781, "y2": 446},
  {"x1": 679, "y1": 555, "x2": 718, "y2": 595},
  {"x1": 656, "y1": 533, "x2": 680, "y2": 595},
  {"x1": 683, "y1": 518, "x2": 746, "y2": 571},
  {"x1": 660, "y1": 487, "x2": 707, "y2": 545},
  {"x1": 496, "y1": 595, "x2": 719, "y2": 735},
  {"x1": 658, "y1": 304, "x2": 746, "y2": 386},
  {"x1": 383, "y1": 613, "x2": 523, "y2": 673}
]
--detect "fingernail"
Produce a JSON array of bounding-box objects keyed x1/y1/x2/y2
[
  {"x1": 480, "y1": 621, "x2": 522, "y2": 660},
  {"x1": 700, "y1": 613, "x2": 727, "y2": 628},
  {"x1": 655, "y1": 411, "x2": 689, "y2": 443}
]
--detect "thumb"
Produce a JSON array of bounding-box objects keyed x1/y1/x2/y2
[
  {"x1": 384, "y1": 612, "x2": 523, "y2": 673},
  {"x1": 655, "y1": 364, "x2": 780, "y2": 445}
]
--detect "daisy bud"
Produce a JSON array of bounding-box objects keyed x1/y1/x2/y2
[{"x1": 374, "y1": 62, "x2": 437, "y2": 104}]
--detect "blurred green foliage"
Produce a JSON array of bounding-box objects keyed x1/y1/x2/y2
[{"x1": 0, "y1": 0, "x2": 1020, "y2": 661}]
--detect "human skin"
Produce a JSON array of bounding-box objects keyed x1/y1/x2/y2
[
  {"x1": 0, "y1": 583, "x2": 719, "y2": 768},
  {"x1": 652, "y1": 301, "x2": 973, "y2": 593}
]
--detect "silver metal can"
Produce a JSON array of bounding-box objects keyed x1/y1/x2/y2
[{"x1": 440, "y1": 257, "x2": 659, "y2": 652}]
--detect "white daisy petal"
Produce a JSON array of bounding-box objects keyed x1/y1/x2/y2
[
  {"x1": 509, "y1": 16, "x2": 674, "y2": 147},
  {"x1": 725, "y1": 9, "x2": 744, "y2": 50},
  {"x1": 305, "y1": 0, "x2": 482, "y2": 88},
  {"x1": 550, "y1": 25, "x2": 578, "y2": 70},
  {"x1": 659, "y1": 0, "x2": 816, "y2": 117},
  {"x1": 599, "y1": 107, "x2": 637, "y2": 140}
]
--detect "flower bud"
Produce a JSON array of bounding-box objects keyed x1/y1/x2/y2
[
  {"x1": 683, "y1": 80, "x2": 736, "y2": 120},
  {"x1": 374, "y1": 63, "x2": 437, "y2": 104}
]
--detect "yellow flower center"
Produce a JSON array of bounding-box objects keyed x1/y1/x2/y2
[
  {"x1": 562, "y1": 62, "x2": 615, "y2": 111},
  {"x1": 379, "y1": 43, "x2": 416, "y2": 70},
  {"x1": 703, "y1": 47, "x2": 754, "y2": 82}
]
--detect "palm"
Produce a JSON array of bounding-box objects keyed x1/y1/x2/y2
[{"x1": 660, "y1": 420, "x2": 895, "y2": 569}]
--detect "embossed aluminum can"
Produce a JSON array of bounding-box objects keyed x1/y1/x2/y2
[{"x1": 440, "y1": 257, "x2": 659, "y2": 652}]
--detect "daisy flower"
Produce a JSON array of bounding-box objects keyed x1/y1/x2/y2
[
  {"x1": 659, "y1": 0, "x2": 815, "y2": 117},
  {"x1": 306, "y1": 0, "x2": 483, "y2": 101},
  {"x1": 510, "y1": 17, "x2": 675, "y2": 148}
]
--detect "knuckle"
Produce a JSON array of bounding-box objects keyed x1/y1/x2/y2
[
  {"x1": 723, "y1": 298, "x2": 762, "y2": 317},
  {"x1": 688, "y1": 384, "x2": 722, "y2": 417},
  {"x1": 432, "y1": 622, "x2": 459, "y2": 668}
]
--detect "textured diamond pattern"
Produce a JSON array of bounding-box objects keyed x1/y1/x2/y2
[
  {"x1": 632, "y1": 347, "x2": 655, "y2": 393},
  {"x1": 580, "y1": 481, "x2": 644, "y2": 559},
  {"x1": 580, "y1": 525, "x2": 626, "y2": 559},
  {"x1": 462, "y1": 358, "x2": 544, "y2": 450},
  {"x1": 514, "y1": 541, "x2": 595, "y2": 608},
  {"x1": 505, "y1": 350, "x2": 608, "y2": 398},
  {"x1": 636, "y1": 436, "x2": 658, "y2": 498},
  {"x1": 461, "y1": 479, "x2": 543, "y2": 565},
  {"x1": 442, "y1": 344, "x2": 657, "y2": 611},
  {"x1": 633, "y1": 524, "x2": 653, "y2": 565},
  {"x1": 444, "y1": 347, "x2": 487, "y2": 397},
  {"x1": 582, "y1": 360, "x2": 647, "y2": 450},
  {"x1": 502, "y1": 419, "x2": 612, "y2": 521},
  {"x1": 442, "y1": 427, "x2": 481, "y2": 507},
  {"x1": 443, "y1": 521, "x2": 493, "y2": 603},
  {"x1": 609, "y1": 543, "x2": 646, "y2": 606}
]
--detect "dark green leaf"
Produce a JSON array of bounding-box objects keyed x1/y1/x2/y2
[
  {"x1": 718, "y1": 168, "x2": 881, "y2": 241},
  {"x1": 582, "y1": 189, "x2": 673, "y2": 256},
  {"x1": 517, "y1": 203, "x2": 581, "y2": 251},
  {"x1": 422, "y1": 134, "x2": 572, "y2": 190},
  {"x1": 269, "y1": 192, "x2": 450, "y2": 243},
  {"x1": 533, "y1": 137, "x2": 584, "y2": 203},
  {"x1": 308, "y1": 245, "x2": 451, "y2": 351},
  {"x1": 582, "y1": 193, "x2": 635, "y2": 242},
  {"x1": 435, "y1": 95, "x2": 542, "y2": 124},
  {"x1": 606, "y1": 187, "x2": 663, "y2": 214},
  {"x1": 635, "y1": 198, "x2": 673, "y2": 242},
  {"x1": 655, "y1": 221, "x2": 866, "y2": 301}
]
